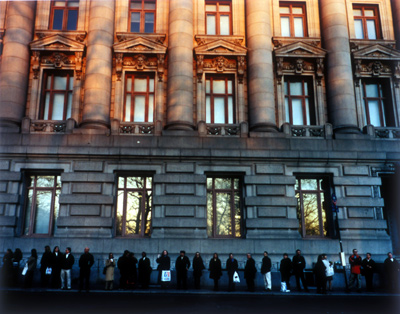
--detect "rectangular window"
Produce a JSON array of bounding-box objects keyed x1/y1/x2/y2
[
  {"x1": 353, "y1": 5, "x2": 381, "y2": 40},
  {"x1": 206, "y1": 75, "x2": 235, "y2": 124},
  {"x1": 124, "y1": 73, "x2": 155, "y2": 122},
  {"x1": 295, "y1": 176, "x2": 331, "y2": 238},
  {"x1": 116, "y1": 175, "x2": 152, "y2": 237},
  {"x1": 129, "y1": 0, "x2": 156, "y2": 33},
  {"x1": 40, "y1": 71, "x2": 73, "y2": 120},
  {"x1": 23, "y1": 174, "x2": 61, "y2": 236},
  {"x1": 362, "y1": 79, "x2": 394, "y2": 127},
  {"x1": 50, "y1": 0, "x2": 79, "y2": 31},
  {"x1": 279, "y1": 2, "x2": 307, "y2": 37},
  {"x1": 284, "y1": 77, "x2": 315, "y2": 125},
  {"x1": 207, "y1": 177, "x2": 242, "y2": 238},
  {"x1": 205, "y1": 1, "x2": 232, "y2": 35}
]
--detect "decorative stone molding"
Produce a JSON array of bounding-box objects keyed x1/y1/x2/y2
[
  {"x1": 116, "y1": 33, "x2": 166, "y2": 44},
  {"x1": 195, "y1": 35, "x2": 245, "y2": 47},
  {"x1": 31, "y1": 51, "x2": 40, "y2": 79},
  {"x1": 272, "y1": 37, "x2": 321, "y2": 48}
]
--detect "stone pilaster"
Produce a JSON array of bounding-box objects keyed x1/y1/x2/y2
[
  {"x1": 246, "y1": 0, "x2": 277, "y2": 132},
  {"x1": 392, "y1": 0, "x2": 400, "y2": 50},
  {"x1": 165, "y1": 0, "x2": 195, "y2": 131},
  {"x1": 320, "y1": 0, "x2": 359, "y2": 133},
  {"x1": 80, "y1": 0, "x2": 115, "y2": 130},
  {"x1": 0, "y1": 1, "x2": 36, "y2": 131}
]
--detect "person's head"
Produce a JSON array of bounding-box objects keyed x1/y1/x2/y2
[
  {"x1": 44, "y1": 245, "x2": 51, "y2": 253},
  {"x1": 31, "y1": 249, "x2": 37, "y2": 259},
  {"x1": 322, "y1": 254, "x2": 327, "y2": 260},
  {"x1": 296, "y1": 249, "x2": 301, "y2": 255},
  {"x1": 142, "y1": 252, "x2": 146, "y2": 258},
  {"x1": 124, "y1": 250, "x2": 129, "y2": 257},
  {"x1": 163, "y1": 250, "x2": 168, "y2": 256},
  {"x1": 53, "y1": 246, "x2": 59, "y2": 253},
  {"x1": 65, "y1": 247, "x2": 71, "y2": 254},
  {"x1": 195, "y1": 252, "x2": 200, "y2": 258},
  {"x1": 109, "y1": 253, "x2": 113, "y2": 259},
  {"x1": 388, "y1": 252, "x2": 393, "y2": 259},
  {"x1": 14, "y1": 248, "x2": 22, "y2": 260},
  {"x1": 6, "y1": 248, "x2": 12, "y2": 255},
  {"x1": 84, "y1": 247, "x2": 89, "y2": 254},
  {"x1": 213, "y1": 253, "x2": 218, "y2": 259},
  {"x1": 352, "y1": 249, "x2": 358, "y2": 255},
  {"x1": 366, "y1": 253, "x2": 371, "y2": 259},
  {"x1": 283, "y1": 253, "x2": 288, "y2": 259},
  {"x1": 317, "y1": 254, "x2": 323, "y2": 262},
  {"x1": 229, "y1": 253, "x2": 234, "y2": 259},
  {"x1": 247, "y1": 253, "x2": 251, "y2": 259},
  {"x1": 180, "y1": 250, "x2": 185, "y2": 257},
  {"x1": 264, "y1": 251, "x2": 268, "y2": 257}
]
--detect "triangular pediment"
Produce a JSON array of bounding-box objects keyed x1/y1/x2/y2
[
  {"x1": 353, "y1": 44, "x2": 400, "y2": 60},
  {"x1": 274, "y1": 41, "x2": 327, "y2": 58},
  {"x1": 113, "y1": 37, "x2": 167, "y2": 54},
  {"x1": 30, "y1": 34, "x2": 85, "y2": 52},
  {"x1": 195, "y1": 39, "x2": 247, "y2": 56}
]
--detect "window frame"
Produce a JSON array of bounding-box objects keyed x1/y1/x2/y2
[
  {"x1": 206, "y1": 176, "x2": 243, "y2": 239},
  {"x1": 295, "y1": 175, "x2": 332, "y2": 238},
  {"x1": 39, "y1": 70, "x2": 74, "y2": 121},
  {"x1": 22, "y1": 173, "x2": 61, "y2": 237},
  {"x1": 279, "y1": 1, "x2": 308, "y2": 38},
  {"x1": 205, "y1": 74, "x2": 236, "y2": 124},
  {"x1": 205, "y1": 0, "x2": 232, "y2": 36},
  {"x1": 284, "y1": 76, "x2": 315, "y2": 125},
  {"x1": 353, "y1": 4, "x2": 381, "y2": 40},
  {"x1": 49, "y1": 0, "x2": 79, "y2": 31},
  {"x1": 128, "y1": 0, "x2": 157, "y2": 33},
  {"x1": 115, "y1": 174, "x2": 153, "y2": 238}
]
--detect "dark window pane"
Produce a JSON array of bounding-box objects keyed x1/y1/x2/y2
[
  {"x1": 67, "y1": 10, "x2": 78, "y2": 30},
  {"x1": 33, "y1": 191, "x2": 52, "y2": 234},
  {"x1": 131, "y1": 12, "x2": 141, "y2": 32},
  {"x1": 144, "y1": 13, "x2": 154, "y2": 33},
  {"x1": 52, "y1": 9, "x2": 64, "y2": 30}
]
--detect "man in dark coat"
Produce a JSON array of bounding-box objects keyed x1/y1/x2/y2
[
  {"x1": 192, "y1": 252, "x2": 205, "y2": 289},
  {"x1": 51, "y1": 246, "x2": 63, "y2": 289},
  {"x1": 117, "y1": 250, "x2": 130, "y2": 289},
  {"x1": 362, "y1": 253, "x2": 376, "y2": 292},
  {"x1": 60, "y1": 247, "x2": 74, "y2": 290},
  {"x1": 384, "y1": 252, "x2": 400, "y2": 292},
  {"x1": 156, "y1": 250, "x2": 170, "y2": 288},
  {"x1": 175, "y1": 250, "x2": 190, "y2": 289},
  {"x1": 138, "y1": 252, "x2": 152, "y2": 289},
  {"x1": 261, "y1": 251, "x2": 272, "y2": 291},
  {"x1": 126, "y1": 252, "x2": 138, "y2": 289},
  {"x1": 226, "y1": 253, "x2": 238, "y2": 292},
  {"x1": 40, "y1": 245, "x2": 52, "y2": 288},
  {"x1": 280, "y1": 253, "x2": 292, "y2": 292},
  {"x1": 292, "y1": 249, "x2": 309, "y2": 292},
  {"x1": 244, "y1": 253, "x2": 257, "y2": 292},
  {"x1": 209, "y1": 253, "x2": 222, "y2": 291},
  {"x1": 78, "y1": 247, "x2": 94, "y2": 292},
  {"x1": 313, "y1": 254, "x2": 327, "y2": 294}
]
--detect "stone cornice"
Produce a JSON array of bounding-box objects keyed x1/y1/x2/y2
[
  {"x1": 35, "y1": 30, "x2": 87, "y2": 43},
  {"x1": 274, "y1": 41, "x2": 327, "y2": 59},
  {"x1": 116, "y1": 32, "x2": 166, "y2": 45},
  {"x1": 272, "y1": 36, "x2": 321, "y2": 48},
  {"x1": 195, "y1": 35, "x2": 245, "y2": 47},
  {"x1": 352, "y1": 43, "x2": 400, "y2": 61},
  {"x1": 30, "y1": 34, "x2": 85, "y2": 52},
  {"x1": 113, "y1": 36, "x2": 167, "y2": 55},
  {"x1": 194, "y1": 39, "x2": 247, "y2": 57}
]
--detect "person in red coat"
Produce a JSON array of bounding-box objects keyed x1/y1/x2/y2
[{"x1": 346, "y1": 249, "x2": 362, "y2": 292}]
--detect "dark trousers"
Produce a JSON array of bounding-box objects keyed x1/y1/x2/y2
[
  {"x1": 24, "y1": 270, "x2": 34, "y2": 288},
  {"x1": 316, "y1": 277, "x2": 327, "y2": 294},
  {"x1": 176, "y1": 270, "x2": 187, "y2": 289},
  {"x1": 194, "y1": 274, "x2": 201, "y2": 289},
  {"x1": 213, "y1": 278, "x2": 219, "y2": 291},
  {"x1": 365, "y1": 273, "x2": 374, "y2": 291},
  {"x1": 246, "y1": 278, "x2": 255, "y2": 292},
  {"x1": 79, "y1": 270, "x2": 91, "y2": 291},
  {"x1": 51, "y1": 268, "x2": 61, "y2": 289},
  {"x1": 228, "y1": 272, "x2": 236, "y2": 291},
  {"x1": 294, "y1": 271, "x2": 308, "y2": 290}
]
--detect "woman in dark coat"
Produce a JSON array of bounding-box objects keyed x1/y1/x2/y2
[
  {"x1": 156, "y1": 250, "x2": 170, "y2": 288},
  {"x1": 244, "y1": 253, "x2": 257, "y2": 292},
  {"x1": 226, "y1": 253, "x2": 238, "y2": 292},
  {"x1": 126, "y1": 252, "x2": 138, "y2": 289},
  {"x1": 314, "y1": 254, "x2": 327, "y2": 294},
  {"x1": 192, "y1": 252, "x2": 205, "y2": 289},
  {"x1": 209, "y1": 253, "x2": 222, "y2": 291},
  {"x1": 24, "y1": 249, "x2": 37, "y2": 288},
  {"x1": 138, "y1": 252, "x2": 152, "y2": 289},
  {"x1": 40, "y1": 245, "x2": 52, "y2": 288},
  {"x1": 280, "y1": 253, "x2": 292, "y2": 292},
  {"x1": 51, "y1": 246, "x2": 63, "y2": 289},
  {"x1": 12, "y1": 248, "x2": 22, "y2": 287},
  {"x1": 2, "y1": 249, "x2": 13, "y2": 287},
  {"x1": 117, "y1": 250, "x2": 130, "y2": 289}
]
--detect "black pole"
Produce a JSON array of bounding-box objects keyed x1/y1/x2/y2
[{"x1": 335, "y1": 211, "x2": 348, "y2": 290}]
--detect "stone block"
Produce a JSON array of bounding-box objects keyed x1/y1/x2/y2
[
  {"x1": 153, "y1": 195, "x2": 206, "y2": 206},
  {"x1": 165, "y1": 206, "x2": 195, "y2": 217},
  {"x1": 256, "y1": 185, "x2": 285, "y2": 196},
  {"x1": 337, "y1": 197, "x2": 383, "y2": 207},
  {"x1": 258, "y1": 207, "x2": 287, "y2": 218},
  {"x1": 70, "y1": 205, "x2": 101, "y2": 216},
  {"x1": 72, "y1": 183, "x2": 102, "y2": 194},
  {"x1": 0, "y1": 216, "x2": 16, "y2": 227},
  {"x1": 255, "y1": 164, "x2": 284, "y2": 174},
  {"x1": 154, "y1": 174, "x2": 206, "y2": 184},
  {"x1": 244, "y1": 175, "x2": 295, "y2": 185},
  {"x1": 73, "y1": 161, "x2": 104, "y2": 172},
  {"x1": 0, "y1": 194, "x2": 18, "y2": 204},
  {"x1": 0, "y1": 160, "x2": 10, "y2": 170},
  {"x1": 345, "y1": 186, "x2": 372, "y2": 197},
  {"x1": 0, "y1": 183, "x2": 7, "y2": 193},
  {"x1": 165, "y1": 184, "x2": 195, "y2": 195},
  {"x1": 57, "y1": 217, "x2": 112, "y2": 228},
  {"x1": 246, "y1": 218, "x2": 299, "y2": 229},
  {"x1": 166, "y1": 163, "x2": 194, "y2": 173},
  {"x1": 0, "y1": 171, "x2": 21, "y2": 181},
  {"x1": 333, "y1": 176, "x2": 381, "y2": 186},
  {"x1": 348, "y1": 208, "x2": 374, "y2": 219},
  {"x1": 338, "y1": 219, "x2": 387, "y2": 229},
  {"x1": 152, "y1": 218, "x2": 207, "y2": 228},
  {"x1": 343, "y1": 166, "x2": 369, "y2": 176},
  {"x1": 245, "y1": 196, "x2": 297, "y2": 206},
  {"x1": 61, "y1": 173, "x2": 114, "y2": 183},
  {"x1": 59, "y1": 194, "x2": 114, "y2": 205}
]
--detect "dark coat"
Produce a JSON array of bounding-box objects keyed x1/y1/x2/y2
[
  {"x1": 138, "y1": 257, "x2": 152, "y2": 282},
  {"x1": 156, "y1": 255, "x2": 170, "y2": 271},
  {"x1": 226, "y1": 258, "x2": 238, "y2": 276},
  {"x1": 127, "y1": 255, "x2": 138, "y2": 283},
  {"x1": 292, "y1": 255, "x2": 306, "y2": 273},
  {"x1": 193, "y1": 256, "x2": 205, "y2": 277},
  {"x1": 280, "y1": 258, "x2": 292, "y2": 276},
  {"x1": 313, "y1": 260, "x2": 326, "y2": 279},
  {"x1": 61, "y1": 253, "x2": 75, "y2": 270},
  {"x1": 244, "y1": 258, "x2": 257, "y2": 280},
  {"x1": 384, "y1": 257, "x2": 400, "y2": 275},
  {"x1": 362, "y1": 258, "x2": 376, "y2": 276},
  {"x1": 175, "y1": 256, "x2": 190, "y2": 273},
  {"x1": 209, "y1": 258, "x2": 222, "y2": 280},
  {"x1": 79, "y1": 252, "x2": 94, "y2": 273},
  {"x1": 261, "y1": 256, "x2": 272, "y2": 274},
  {"x1": 40, "y1": 251, "x2": 53, "y2": 272},
  {"x1": 51, "y1": 252, "x2": 63, "y2": 271},
  {"x1": 118, "y1": 254, "x2": 129, "y2": 275}
]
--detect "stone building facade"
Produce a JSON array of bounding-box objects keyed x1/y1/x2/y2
[{"x1": 0, "y1": 0, "x2": 400, "y2": 277}]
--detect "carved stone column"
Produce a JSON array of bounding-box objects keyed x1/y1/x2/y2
[
  {"x1": 0, "y1": 1, "x2": 36, "y2": 131},
  {"x1": 245, "y1": 0, "x2": 277, "y2": 132},
  {"x1": 80, "y1": 0, "x2": 115, "y2": 130},
  {"x1": 392, "y1": 0, "x2": 400, "y2": 50},
  {"x1": 165, "y1": 0, "x2": 194, "y2": 130},
  {"x1": 320, "y1": 0, "x2": 359, "y2": 133}
]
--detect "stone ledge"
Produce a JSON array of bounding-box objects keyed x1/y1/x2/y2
[
  {"x1": 152, "y1": 218, "x2": 207, "y2": 228},
  {"x1": 57, "y1": 217, "x2": 112, "y2": 228},
  {"x1": 59, "y1": 194, "x2": 114, "y2": 205}
]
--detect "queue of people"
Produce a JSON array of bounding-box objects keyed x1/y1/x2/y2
[{"x1": 1, "y1": 247, "x2": 399, "y2": 293}]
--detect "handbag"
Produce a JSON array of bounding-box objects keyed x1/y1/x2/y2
[
  {"x1": 233, "y1": 271, "x2": 240, "y2": 283},
  {"x1": 161, "y1": 270, "x2": 171, "y2": 282},
  {"x1": 22, "y1": 263, "x2": 28, "y2": 276},
  {"x1": 45, "y1": 267, "x2": 52, "y2": 275}
]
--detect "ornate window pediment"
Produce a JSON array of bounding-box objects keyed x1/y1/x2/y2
[
  {"x1": 113, "y1": 36, "x2": 167, "y2": 54},
  {"x1": 194, "y1": 39, "x2": 247, "y2": 57},
  {"x1": 352, "y1": 44, "x2": 400, "y2": 61},
  {"x1": 274, "y1": 41, "x2": 327, "y2": 59},
  {"x1": 30, "y1": 34, "x2": 85, "y2": 52}
]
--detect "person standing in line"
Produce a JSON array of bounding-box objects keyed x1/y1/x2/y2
[
  {"x1": 117, "y1": 250, "x2": 130, "y2": 290},
  {"x1": 244, "y1": 253, "x2": 257, "y2": 292},
  {"x1": 12, "y1": 248, "x2": 23, "y2": 287},
  {"x1": 24, "y1": 249, "x2": 38, "y2": 288},
  {"x1": 347, "y1": 249, "x2": 362, "y2": 293},
  {"x1": 192, "y1": 252, "x2": 205, "y2": 289},
  {"x1": 40, "y1": 245, "x2": 52, "y2": 288},
  {"x1": 226, "y1": 253, "x2": 238, "y2": 292},
  {"x1": 78, "y1": 247, "x2": 94, "y2": 292},
  {"x1": 280, "y1": 253, "x2": 292, "y2": 292},
  {"x1": 51, "y1": 246, "x2": 63, "y2": 289},
  {"x1": 292, "y1": 249, "x2": 309, "y2": 292},
  {"x1": 138, "y1": 252, "x2": 152, "y2": 289},
  {"x1": 126, "y1": 252, "x2": 138, "y2": 289},
  {"x1": 60, "y1": 247, "x2": 74, "y2": 290},
  {"x1": 384, "y1": 252, "x2": 400, "y2": 293},
  {"x1": 156, "y1": 250, "x2": 170, "y2": 288},
  {"x1": 209, "y1": 253, "x2": 222, "y2": 291},
  {"x1": 2, "y1": 249, "x2": 13, "y2": 287},
  {"x1": 261, "y1": 251, "x2": 272, "y2": 292},
  {"x1": 314, "y1": 254, "x2": 327, "y2": 294},
  {"x1": 362, "y1": 253, "x2": 376, "y2": 292},
  {"x1": 104, "y1": 253, "x2": 115, "y2": 290},
  {"x1": 322, "y1": 254, "x2": 335, "y2": 291},
  {"x1": 175, "y1": 250, "x2": 190, "y2": 290}
]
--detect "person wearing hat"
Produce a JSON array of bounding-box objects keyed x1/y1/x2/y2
[
  {"x1": 60, "y1": 247, "x2": 74, "y2": 290},
  {"x1": 175, "y1": 250, "x2": 190, "y2": 289}
]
